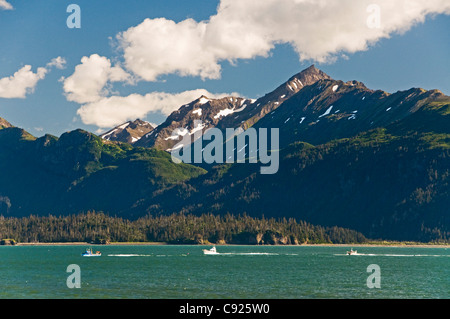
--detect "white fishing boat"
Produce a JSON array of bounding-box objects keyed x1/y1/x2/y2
[
  {"x1": 82, "y1": 248, "x2": 101, "y2": 257},
  {"x1": 347, "y1": 248, "x2": 358, "y2": 255},
  {"x1": 202, "y1": 246, "x2": 219, "y2": 255}
]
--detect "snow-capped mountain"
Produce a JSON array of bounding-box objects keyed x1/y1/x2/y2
[
  {"x1": 106, "y1": 64, "x2": 446, "y2": 153},
  {"x1": 252, "y1": 74, "x2": 446, "y2": 148},
  {"x1": 100, "y1": 119, "x2": 155, "y2": 144},
  {"x1": 134, "y1": 95, "x2": 254, "y2": 150},
  {"x1": 128, "y1": 65, "x2": 331, "y2": 150},
  {"x1": 0, "y1": 65, "x2": 449, "y2": 242}
]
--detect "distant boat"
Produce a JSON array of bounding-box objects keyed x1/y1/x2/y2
[
  {"x1": 347, "y1": 248, "x2": 358, "y2": 255},
  {"x1": 82, "y1": 248, "x2": 101, "y2": 257},
  {"x1": 202, "y1": 246, "x2": 219, "y2": 255}
]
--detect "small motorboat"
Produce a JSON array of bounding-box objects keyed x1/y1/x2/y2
[
  {"x1": 82, "y1": 248, "x2": 101, "y2": 257},
  {"x1": 347, "y1": 248, "x2": 358, "y2": 255},
  {"x1": 202, "y1": 246, "x2": 219, "y2": 255}
]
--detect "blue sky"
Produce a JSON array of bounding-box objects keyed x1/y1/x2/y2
[{"x1": 0, "y1": 0, "x2": 449, "y2": 137}]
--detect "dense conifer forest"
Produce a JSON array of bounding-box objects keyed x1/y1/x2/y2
[{"x1": 0, "y1": 212, "x2": 368, "y2": 245}]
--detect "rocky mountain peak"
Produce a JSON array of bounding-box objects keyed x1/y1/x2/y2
[
  {"x1": 100, "y1": 119, "x2": 155, "y2": 144},
  {"x1": 287, "y1": 65, "x2": 332, "y2": 90},
  {"x1": 0, "y1": 117, "x2": 13, "y2": 129}
]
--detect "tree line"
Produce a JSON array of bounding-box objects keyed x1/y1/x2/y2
[{"x1": 0, "y1": 211, "x2": 367, "y2": 245}]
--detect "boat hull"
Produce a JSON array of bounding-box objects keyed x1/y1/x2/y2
[{"x1": 202, "y1": 251, "x2": 219, "y2": 255}]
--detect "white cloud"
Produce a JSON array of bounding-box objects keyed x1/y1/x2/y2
[
  {"x1": 47, "y1": 56, "x2": 67, "y2": 70},
  {"x1": 0, "y1": 65, "x2": 47, "y2": 99},
  {"x1": 117, "y1": 0, "x2": 450, "y2": 80},
  {"x1": 63, "y1": 54, "x2": 131, "y2": 104},
  {"x1": 76, "y1": 89, "x2": 236, "y2": 128},
  {"x1": 67, "y1": 0, "x2": 450, "y2": 129},
  {"x1": 0, "y1": 57, "x2": 66, "y2": 99},
  {"x1": 118, "y1": 18, "x2": 220, "y2": 81},
  {"x1": 0, "y1": 0, "x2": 13, "y2": 10},
  {"x1": 64, "y1": 54, "x2": 236, "y2": 128}
]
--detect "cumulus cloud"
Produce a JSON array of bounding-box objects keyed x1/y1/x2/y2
[
  {"x1": 64, "y1": 54, "x2": 236, "y2": 128},
  {"x1": 0, "y1": 66, "x2": 47, "y2": 98},
  {"x1": 77, "y1": 89, "x2": 237, "y2": 128},
  {"x1": 117, "y1": 0, "x2": 450, "y2": 80},
  {"x1": 63, "y1": 54, "x2": 130, "y2": 104},
  {"x1": 0, "y1": 57, "x2": 65, "y2": 99},
  {"x1": 118, "y1": 18, "x2": 219, "y2": 81},
  {"x1": 68, "y1": 0, "x2": 450, "y2": 128},
  {"x1": 0, "y1": 0, "x2": 13, "y2": 10}
]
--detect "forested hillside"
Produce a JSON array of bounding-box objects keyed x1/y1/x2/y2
[{"x1": 0, "y1": 212, "x2": 367, "y2": 245}]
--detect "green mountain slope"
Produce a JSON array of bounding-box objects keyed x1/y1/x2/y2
[
  {"x1": 0, "y1": 67, "x2": 449, "y2": 243},
  {"x1": 140, "y1": 127, "x2": 450, "y2": 242},
  {"x1": 252, "y1": 79, "x2": 447, "y2": 147},
  {"x1": 127, "y1": 83, "x2": 450, "y2": 242},
  {"x1": 0, "y1": 127, "x2": 206, "y2": 217}
]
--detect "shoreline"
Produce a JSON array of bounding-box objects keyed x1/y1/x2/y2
[{"x1": 11, "y1": 242, "x2": 450, "y2": 248}]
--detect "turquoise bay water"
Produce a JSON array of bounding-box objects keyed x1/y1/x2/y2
[{"x1": 0, "y1": 245, "x2": 448, "y2": 299}]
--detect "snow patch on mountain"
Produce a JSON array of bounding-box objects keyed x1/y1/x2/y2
[
  {"x1": 214, "y1": 108, "x2": 235, "y2": 119},
  {"x1": 190, "y1": 122, "x2": 206, "y2": 135},
  {"x1": 319, "y1": 105, "x2": 333, "y2": 118},
  {"x1": 101, "y1": 129, "x2": 117, "y2": 140},
  {"x1": 164, "y1": 127, "x2": 189, "y2": 140},
  {"x1": 213, "y1": 104, "x2": 247, "y2": 119},
  {"x1": 198, "y1": 97, "x2": 209, "y2": 105},
  {"x1": 118, "y1": 122, "x2": 130, "y2": 130}
]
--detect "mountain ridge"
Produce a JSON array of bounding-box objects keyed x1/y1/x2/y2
[
  {"x1": 0, "y1": 66, "x2": 449, "y2": 242},
  {"x1": 100, "y1": 65, "x2": 448, "y2": 152},
  {"x1": 105, "y1": 65, "x2": 333, "y2": 150},
  {"x1": 100, "y1": 119, "x2": 155, "y2": 144}
]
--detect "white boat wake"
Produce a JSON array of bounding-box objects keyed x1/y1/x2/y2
[
  {"x1": 204, "y1": 252, "x2": 299, "y2": 256},
  {"x1": 334, "y1": 253, "x2": 448, "y2": 257},
  {"x1": 202, "y1": 246, "x2": 300, "y2": 256},
  {"x1": 219, "y1": 252, "x2": 279, "y2": 255},
  {"x1": 107, "y1": 254, "x2": 153, "y2": 257}
]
